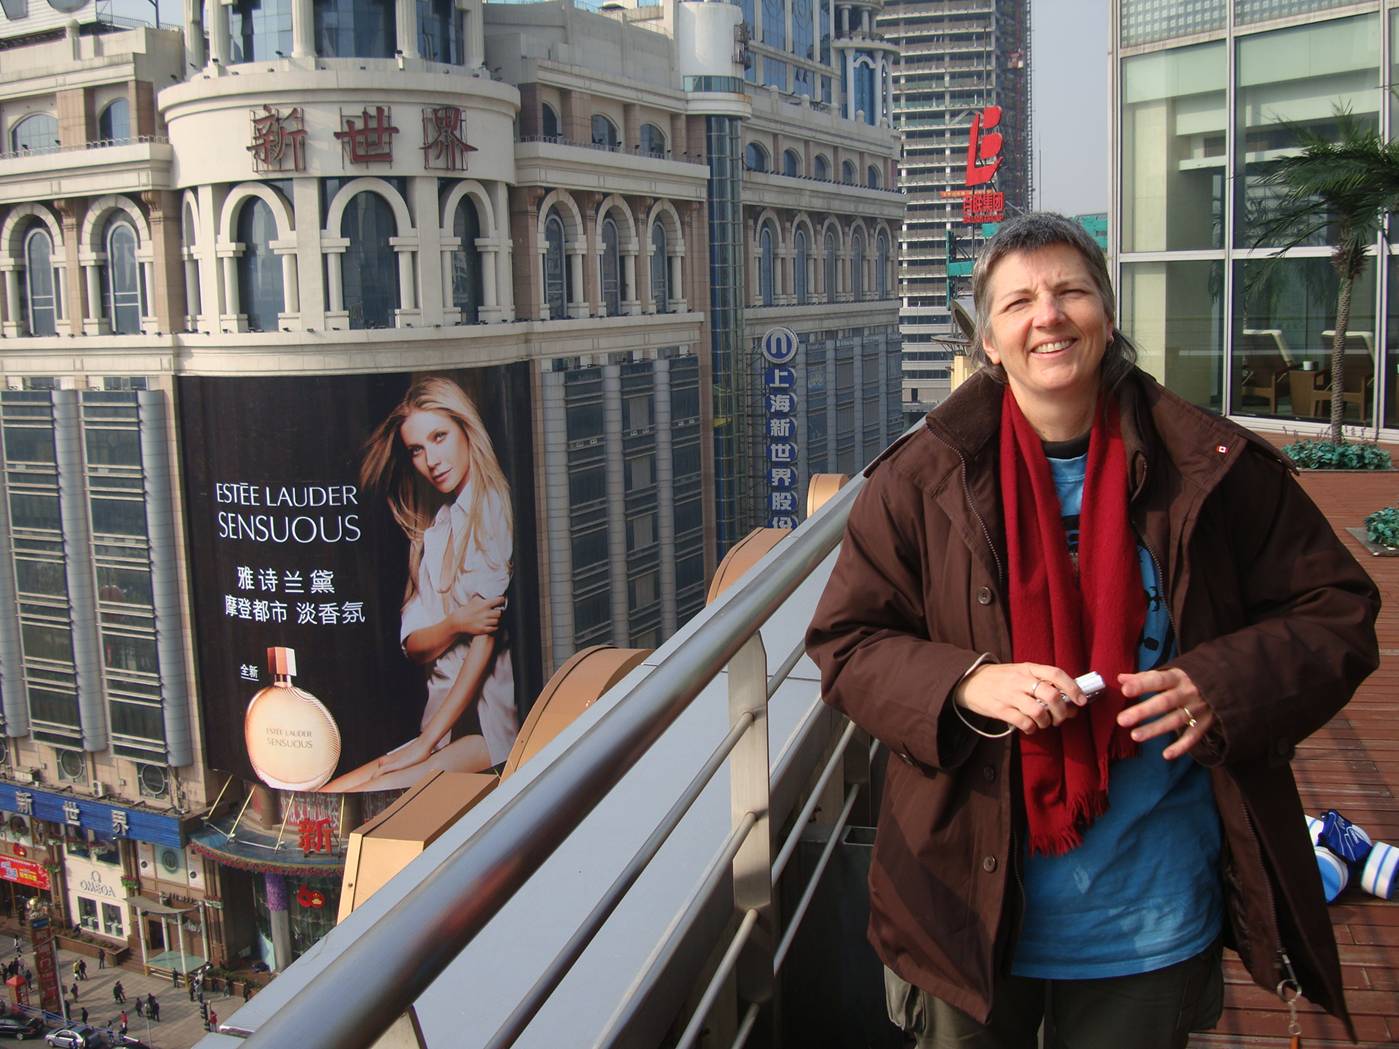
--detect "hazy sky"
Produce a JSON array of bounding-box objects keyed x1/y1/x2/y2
[{"x1": 1031, "y1": 0, "x2": 1110, "y2": 215}]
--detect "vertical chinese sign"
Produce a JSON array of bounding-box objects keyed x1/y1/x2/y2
[
  {"x1": 29, "y1": 913, "x2": 60, "y2": 1014},
  {"x1": 761, "y1": 327, "x2": 800, "y2": 529}
]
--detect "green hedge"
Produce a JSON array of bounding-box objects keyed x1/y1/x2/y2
[
  {"x1": 1281, "y1": 439, "x2": 1393, "y2": 470},
  {"x1": 1366, "y1": 507, "x2": 1399, "y2": 549}
]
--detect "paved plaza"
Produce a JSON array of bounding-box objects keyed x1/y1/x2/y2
[{"x1": 0, "y1": 931, "x2": 253, "y2": 1049}]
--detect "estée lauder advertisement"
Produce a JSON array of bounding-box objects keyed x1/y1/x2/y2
[{"x1": 177, "y1": 367, "x2": 541, "y2": 793}]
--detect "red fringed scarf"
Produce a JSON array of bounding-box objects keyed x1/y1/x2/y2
[{"x1": 999, "y1": 388, "x2": 1145, "y2": 856}]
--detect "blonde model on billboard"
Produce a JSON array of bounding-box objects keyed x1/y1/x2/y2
[{"x1": 321, "y1": 376, "x2": 516, "y2": 792}]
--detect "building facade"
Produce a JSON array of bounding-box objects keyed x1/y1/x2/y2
[
  {"x1": 0, "y1": 0, "x2": 901, "y2": 975},
  {"x1": 1113, "y1": 0, "x2": 1399, "y2": 431},
  {"x1": 881, "y1": 0, "x2": 1030, "y2": 411}
]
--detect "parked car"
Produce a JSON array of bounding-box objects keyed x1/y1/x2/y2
[
  {"x1": 43, "y1": 1028, "x2": 109, "y2": 1049},
  {"x1": 0, "y1": 1013, "x2": 45, "y2": 1039}
]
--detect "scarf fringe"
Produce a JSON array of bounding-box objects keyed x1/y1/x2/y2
[{"x1": 1028, "y1": 787, "x2": 1111, "y2": 857}]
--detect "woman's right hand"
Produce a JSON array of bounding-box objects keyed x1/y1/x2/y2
[
  {"x1": 954, "y1": 662, "x2": 1087, "y2": 735},
  {"x1": 452, "y1": 594, "x2": 505, "y2": 636}
]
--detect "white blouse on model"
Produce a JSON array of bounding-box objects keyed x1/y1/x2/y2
[{"x1": 399, "y1": 477, "x2": 517, "y2": 765}]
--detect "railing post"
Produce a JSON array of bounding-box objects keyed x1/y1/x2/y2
[{"x1": 728, "y1": 633, "x2": 773, "y2": 1007}]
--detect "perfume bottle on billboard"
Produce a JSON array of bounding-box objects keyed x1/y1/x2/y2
[{"x1": 244, "y1": 647, "x2": 342, "y2": 791}]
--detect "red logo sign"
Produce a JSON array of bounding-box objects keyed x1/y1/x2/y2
[
  {"x1": 248, "y1": 105, "x2": 307, "y2": 173},
  {"x1": 964, "y1": 105, "x2": 1003, "y2": 188},
  {"x1": 297, "y1": 817, "x2": 334, "y2": 855},
  {"x1": 30, "y1": 921, "x2": 60, "y2": 1014},
  {"x1": 421, "y1": 106, "x2": 477, "y2": 172},
  {"x1": 0, "y1": 856, "x2": 49, "y2": 890},
  {"x1": 296, "y1": 885, "x2": 325, "y2": 909},
  {"x1": 964, "y1": 191, "x2": 1006, "y2": 223}
]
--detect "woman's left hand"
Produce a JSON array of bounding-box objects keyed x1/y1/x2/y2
[
  {"x1": 377, "y1": 734, "x2": 437, "y2": 774},
  {"x1": 1116, "y1": 667, "x2": 1216, "y2": 760}
]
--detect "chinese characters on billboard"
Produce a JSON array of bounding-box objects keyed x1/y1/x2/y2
[
  {"x1": 761, "y1": 327, "x2": 800, "y2": 529},
  {"x1": 178, "y1": 367, "x2": 542, "y2": 794}
]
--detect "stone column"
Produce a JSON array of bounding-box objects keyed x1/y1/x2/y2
[
  {"x1": 55, "y1": 199, "x2": 85, "y2": 336},
  {"x1": 277, "y1": 250, "x2": 299, "y2": 317},
  {"x1": 208, "y1": 0, "x2": 230, "y2": 67},
  {"x1": 291, "y1": 178, "x2": 324, "y2": 329},
  {"x1": 621, "y1": 250, "x2": 639, "y2": 315},
  {"x1": 492, "y1": 181, "x2": 514, "y2": 320},
  {"x1": 264, "y1": 874, "x2": 291, "y2": 971},
  {"x1": 1, "y1": 268, "x2": 20, "y2": 337},
  {"x1": 184, "y1": 0, "x2": 206, "y2": 68},
  {"x1": 623, "y1": 102, "x2": 640, "y2": 152},
  {"x1": 567, "y1": 245, "x2": 586, "y2": 319},
  {"x1": 602, "y1": 365, "x2": 630, "y2": 641},
  {"x1": 510, "y1": 187, "x2": 542, "y2": 321},
  {"x1": 579, "y1": 193, "x2": 599, "y2": 317},
  {"x1": 291, "y1": 0, "x2": 314, "y2": 57},
  {"x1": 82, "y1": 262, "x2": 104, "y2": 333},
  {"x1": 463, "y1": 0, "x2": 484, "y2": 69},
  {"x1": 142, "y1": 190, "x2": 182, "y2": 334},
  {"x1": 633, "y1": 199, "x2": 653, "y2": 312},
  {"x1": 397, "y1": 0, "x2": 420, "y2": 58},
  {"x1": 220, "y1": 253, "x2": 241, "y2": 325}
]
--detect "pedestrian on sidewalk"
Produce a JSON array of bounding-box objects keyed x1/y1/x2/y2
[
  {"x1": 187, "y1": 977, "x2": 195, "y2": 1002},
  {"x1": 134, "y1": 997, "x2": 144, "y2": 1019},
  {"x1": 96, "y1": 947, "x2": 105, "y2": 970},
  {"x1": 147, "y1": 993, "x2": 159, "y2": 1022},
  {"x1": 119, "y1": 1011, "x2": 128, "y2": 1036},
  {"x1": 209, "y1": 1007, "x2": 218, "y2": 1031},
  {"x1": 112, "y1": 980, "x2": 125, "y2": 1004},
  {"x1": 80, "y1": 1006, "x2": 87, "y2": 1025},
  {"x1": 71, "y1": 959, "x2": 80, "y2": 982},
  {"x1": 242, "y1": 981, "x2": 252, "y2": 1002},
  {"x1": 170, "y1": 967, "x2": 179, "y2": 988},
  {"x1": 77, "y1": 958, "x2": 87, "y2": 980},
  {"x1": 70, "y1": 980, "x2": 78, "y2": 1001}
]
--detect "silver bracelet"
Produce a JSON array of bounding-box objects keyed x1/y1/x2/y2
[{"x1": 951, "y1": 653, "x2": 1014, "y2": 739}]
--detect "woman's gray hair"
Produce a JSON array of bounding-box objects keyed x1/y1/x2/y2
[{"x1": 968, "y1": 211, "x2": 1137, "y2": 389}]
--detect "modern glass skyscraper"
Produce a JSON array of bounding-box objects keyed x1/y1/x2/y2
[{"x1": 881, "y1": 0, "x2": 1031, "y2": 411}]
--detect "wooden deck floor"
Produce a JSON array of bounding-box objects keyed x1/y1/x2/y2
[{"x1": 1192, "y1": 461, "x2": 1399, "y2": 1048}]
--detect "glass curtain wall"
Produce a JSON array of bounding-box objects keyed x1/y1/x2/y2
[{"x1": 1118, "y1": 8, "x2": 1394, "y2": 428}]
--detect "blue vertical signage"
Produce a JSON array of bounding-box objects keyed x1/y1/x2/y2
[{"x1": 761, "y1": 327, "x2": 799, "y2": 529}]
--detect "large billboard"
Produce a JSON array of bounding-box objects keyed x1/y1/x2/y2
[{"x1": 177, "y1": 367, "x2": 541, "y2": 793}]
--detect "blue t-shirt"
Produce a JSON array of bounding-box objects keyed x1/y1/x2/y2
[{"x1": 1009, "y1": 450, "x2": 1223, "y2": 980}]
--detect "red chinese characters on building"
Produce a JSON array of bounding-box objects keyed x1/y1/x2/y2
[
  {"x1": 335, "y1": 106, "x2": 399, "y2": 165},
  {"x1": 248, "y1": 105, "x2": 307, "y2": 173},
  {"x1": 964, "y1": 105, "x2": 1004, "y2": 187},
  {"x1": 421, "y1": 106, "x2": 477, "y2": 171},
  {"x1": 297, "y1": 816, "x2": 334, "y2": 855},
  {"x1": 964, "y1": 191, "x2": 1006, "y2": 223}
]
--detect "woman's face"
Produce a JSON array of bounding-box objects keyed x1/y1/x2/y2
[
  {"x1": 981, "y1": 243, "x2": 1111, "y2": 417},
  {"x1": 400, "y1": 408, "x2": 471, "y2": 498}
]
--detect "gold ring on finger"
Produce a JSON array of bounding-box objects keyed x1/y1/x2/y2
[{"x1": 1181, "y1": 705, "x2": 1198, "y2": 730}]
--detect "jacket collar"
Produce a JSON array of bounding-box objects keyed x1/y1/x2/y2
[{"x1": 923, "y1": 366, "x2": 1289, "y2": 499}]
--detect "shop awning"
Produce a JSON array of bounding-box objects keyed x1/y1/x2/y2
[
  {"x1": 189, "y1": 822, "x2": 345, "y2": 878},
  {"x1": 125, "y1": 894, "x2": 199, "y2": 916}
]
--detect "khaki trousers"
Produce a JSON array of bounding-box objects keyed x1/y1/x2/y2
[{"x1": 884, "y1": 942, "x2": 1224, "y2": 1049}]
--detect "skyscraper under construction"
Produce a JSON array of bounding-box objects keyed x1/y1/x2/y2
[{"x1": 880, "y1": 0, "x2": 1031, "y2": 410}]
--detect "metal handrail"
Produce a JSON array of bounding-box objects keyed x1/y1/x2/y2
[{"x1": 239, "y1": 472, "x2": 867, "y2": 1048}]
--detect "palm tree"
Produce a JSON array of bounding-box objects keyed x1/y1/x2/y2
[{"x1": 1255, "y1": 112, "x2": 1399, "y2": 442}]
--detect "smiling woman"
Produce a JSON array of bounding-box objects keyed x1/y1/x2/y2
[{"x1": 808, "y1": 212, "x2": 1381, "y2": 1049}]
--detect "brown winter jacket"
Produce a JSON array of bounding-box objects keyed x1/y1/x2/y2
[{"x1": 806, "y1": 368, "x2": 1380, "y2": 1033}]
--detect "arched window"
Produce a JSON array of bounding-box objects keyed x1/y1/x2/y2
[
  {"x1": 758, "y1": 224, "x2": 775, "y2": 307},
  {"x1": 451, "y1": 197, "x2": 483, "y2": 323},
  {"x1": 600, "y1": 215, "x2": 621, "y2": 317},
  {"x1": 850, "y1": 229, "x2": 866, "y2": 302},
  {"x1": 813, "y1": 155, "x2": 830, "y2": 181},
  {"x1": 745, "y1": 143, "x2": 768, "y2": 172},
  {"x1": 854, "y1": 62, "x2": 876, "y2": 125},
  {"x1": 541, "y1": 103, "x2": 561, "y2": 141},
  {"x1": 591, "y1": 115, "x2": 619, "y2": 150},
  {"x1": 229, "y1": 0, "x2": 292, "y2": 61},
  {"x1": 97, "y1": 99, "x2": 130, "y2": 143},
  {"x1": 314, "y1": 0, "x2": 396, "y2": 58},
  {"x1": 841, "y1": 160, "x2": 855, "y2": 184},
  {"x1": 793, "y1": 228, "x2": 808, "y2": 306},
  {"x1": 10, "y1": 114, "x2": 58, "y2": 154},
  {"x1": 876, "y1": 231, "x2": 890, "y2": 299},
  {"x1": 543, "y1": 208, "x2": 568, "y2": 319},
  {"x1": 22, "y1": 228, "x2": 57, "y2": 337},
  {"x1": 640, "y1": 123, "x2": 667, "y2": 158},
  {"x1": 782, "y1": 149, "x2": 800, "y2": 177},
  {"x1": 236, "y1": 198, "x2": 283, "y2": 331},
  {"x1": 866, "y1": 164, "x2": 880, "y2": 189},
  {"x1": 104, "y1": 219, "x2": 142, "y2": 334},
  {"x1": 650, "y1": 222, "x2": 669, "y2": 314},
  {"x1": 417, "y1": 0, "x2": 462, "y2": 63},
  {"x1": 340, "y1": 192, "x2": 399, "y2": 329},
  {"x1": 824, "y1": 229, "x2": 838, "y2": 303}
]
